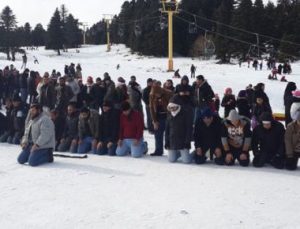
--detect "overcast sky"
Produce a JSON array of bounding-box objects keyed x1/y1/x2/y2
[{"x1": 0, "y1": 0, "x2": 276, "y2": 29}]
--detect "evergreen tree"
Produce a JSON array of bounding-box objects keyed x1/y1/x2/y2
[
  {"x1": 32, "y1": 23, "x2": 46, "y2": 46},
  {"x1": 64, "y1": 14, "x2": 82, "y2": 48},
  {"x1": 0, "y1": 6, "x2": 17, "y2": 60},
  {"x1": 46, "y1": 8, "x2": 64, "y2": 55},
  {"x1": 214, "y1": 0, "x2": 234, "y2": 62},
  {"x1": 23, "y1": 22, "x2": 32, "y2": 47},
  {"x1": 231, "y1": 0, "x2": 254, "y2": 59}
]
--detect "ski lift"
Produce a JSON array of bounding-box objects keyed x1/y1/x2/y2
[
  {"x1": 204, "y1": 31, "x2": 215, "y2": 57},
  {"x1": 188, "y1": 15, "x2": 197, "y2": 34},
  {"x1": 155, "y1": 15, "x2": 168, "y2": 31},
  {"x1": 134, "y1": 23, "x2": 142, "y2": 37},
  {"x1": 247, "y1": 44, "x2": 259, "y2": 59}
]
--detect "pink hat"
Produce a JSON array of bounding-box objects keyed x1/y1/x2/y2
[{"x1": 292, "y1": 90, "x2": 300, "y2": 98}]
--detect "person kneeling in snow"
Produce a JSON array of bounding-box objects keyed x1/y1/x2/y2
[
  {"x1": 165, "y1": 95, "x2": 193, "y2": 164},
  {"x1": 284, "y1": 102, "x2": 300, "y2": 170},
  {"x1": 18, "y1": 103, "x2": 55, "y2": 166},
  {"x1": 252, "y1": 112, "x2": 285, "y2": 169},
  {"x1": 116, "y1": 101, "x2": 147, "y2": 158},
  {"x1": 221, "y1": 110, "x2": 252, "y2": 166},
  {"x1": 194, "y1": 107, "x2": 224, "y2": 165}
]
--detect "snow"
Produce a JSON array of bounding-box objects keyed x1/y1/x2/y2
[{"x1": 0, "y1": 45, "x2": 300, "y2": 228}]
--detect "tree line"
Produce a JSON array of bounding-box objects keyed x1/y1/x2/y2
[
  {"x1": 0, "y1": 1, "x2": 299, "y2": 62},
  {"x1": 0, "y1": 4, "x2": 82, "y2": 59}
]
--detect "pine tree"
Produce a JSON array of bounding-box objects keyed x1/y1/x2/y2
[
  {"x1": 23, "y1": 22, "x2": 32, "y2": 47},
  {"x1": 0, "y1": 6, "x2": 17, "y2": 60},
  {"x1": 32, "y1": 24, "x2": 46, "y2": 46},
  {"x1": 64, "y1": 14, "x2": 82, "y2": 48},
  {"x1": 214, "y1": 0, "x2": 234, "y2": 62},
  {"x1": 46, "y1": 8, "x2": 64, "y2": 55}
]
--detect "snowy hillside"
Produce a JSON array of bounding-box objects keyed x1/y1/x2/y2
[{"x1": 0, "y1": 45, "x2": 300, "y2": 229}]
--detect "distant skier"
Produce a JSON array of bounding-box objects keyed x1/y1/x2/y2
[
  {"x1": 174, "y1": 69, "x2": 181, "y2": 78},
  {"x1": 33, "y1": 56, "x2": 39, "y2": 64},
  {"x1": 190, "y1": 64, "x2": 196, "y2": 78},
  {"x1": 116, "y1": 64, "x2": 120, "y2": 70},
  {"x1": 21, "y1": 54, "x2": 27, "y2": 69}
]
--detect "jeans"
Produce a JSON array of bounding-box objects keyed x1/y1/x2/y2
[
  {"x1": 154, "y1": 118, "x2": 166, "y2": 155},
  {"x1": 57, "y1": 138, "x2": 78, "y2": 153},
  {"x1": 96, "y1": 141, "x2": 117, "y2": 156},
  {"x1": 7, "y1": 132, "x2": 22, "y2": 145},
  {"x1": 116, "y1": 139, "x2": 147, "y2": 158},
  {"x1": 18, "y1": 145, "x2": 53, "y2": 167},
  {"x1": 77, "y1": 136, "x2": 97, "y2": 154},
  {"x1": 168, "y1": 149, "x2": 192, "y2": 164}
]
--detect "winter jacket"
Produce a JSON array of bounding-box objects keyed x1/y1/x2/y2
[
  {"x1": 104, "y1": 81, "x2": 116, "y2": 102},
  {"x1": 63, "y1": 112, "x2": 79, "y2": 139},
  {"x1": 12, "y1": 104, "x2": 28, "y2": 135},
  {"x1": 149, "y1": 86, "x2": 173, "y2": 122},
  {"x1": 221, "y1": 94, "x2": 236, "y2": 118},
  {"x1": 193, "y1": 80, "x2": 215, "y2": 109},
  {"x1": 55, "y1": 84, "x2": 74, "y2": 112},
  {"x1": 53, "y1": 115, "x2": 65, "y2": 142},
  {"x1": 19, "y1": 72, "x2": 28, "y2": 89},
  {"x1": 252, "y1": 121, "x2": 285, "y2": 157},
  {"x1": 98, "y1": 108, "x2": 120, "y2": 142},
  {"x1": 66, "y1": 79, "x2": 80, "y2": 102},
  {"x1": 165, "y1": 105, "x2": 193, "y2": 150},
  {"x1": 142, "y1": 86, "x2": 152, "y2": 106},
  {"x1": 78, "y1": 109, "x2": 100, "y2": 139},
  {"x1": 119, "y1": 110, "x2": 144, "y2": 140},
  {"x1": 39, "y1": 83, "x2": 56, "y2": 110},
  {"x1": 27, "y1": 74, "x2": 37, "y2": 96},
  {"x1": 285, "y1": 121, "x2": 300, "y2": 158},
  {"x1": 82, "y1": 85, "x2": 94, "y2": 107},
  {"x1": 175, "y1": 76, "x2": 194, "y2": 106},
  {"x1": 252, "y1": 103, "x2": 272, "y2": 121},
  {"x1": 90, "y1": 84, "x2": 106, "y2": 107},
  {"x1": 128, "y1": 83, "x2": 143, "y2": 112},
  {"x1": 22, "y1": 112, "x2": 56, "y2": 149},
  {"x1": 237, "y1": 98, "x2": 251, "y2": 119},
  {"x1": 221, "y1": 118, "x2": 252, "y2": 151},
  {"x1": 194, "y1": 116, "x2": 223, "y2": 150}
]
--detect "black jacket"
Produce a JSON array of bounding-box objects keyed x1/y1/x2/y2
[
  {"x1": 39, "y1": 83, "x2": 56, "y2": 110},
  {"x1": 252, "y1": 120, "x2": 285, "y2": 157},
  {"x1": 142, "y1": 86, "x2": 152, "y2": 106},
  {"x1": 194, "y1": 116, "x2": 223, "y2": 150},
  {"x1": 90, "y1": 84, "x2": 106, "y2": 107},
  {"x1": 53, "y1": 115, "x2": 65, "y2": 142},
  {"x1": 165, "y1": 106, "x2": 193, "y2": 150},
  {"x1": 237, "y1": 98, "x2": 251, "y2": 119},
  {"x1": 63, "y1": 112, "x2": 79, "y2": 139},
  {"x1": 98, "y1": 108, "x2": 120, "y2": 143},
  {"x1": 193, "y1": 80, "x2": 215, "y2": 108},
  {"x1": 221, "y1": 94, "x2": 236, "y2": 117}
]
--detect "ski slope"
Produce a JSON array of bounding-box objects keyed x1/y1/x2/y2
[{"x1": 0, "y1": 45, "x2": 300, "y2": 229}]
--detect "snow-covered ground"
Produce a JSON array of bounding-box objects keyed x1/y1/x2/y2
[{"x1": 0, "y1": 45, "x2": 300, "y2": 229}]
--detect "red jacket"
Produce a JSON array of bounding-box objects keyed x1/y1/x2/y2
[{"x1": 119, "y1": 110, "x2": 144, "y2": 140}]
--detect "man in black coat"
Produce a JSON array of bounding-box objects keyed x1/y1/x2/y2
[
  {"x1": 19, "y1": 69, "x2": 29, "y2": 103},
  {"x1": 165, "y1": 95, "x2": 193, "y2": 164},
  {"x1": 55, "y1": 76, "x2": 74, "y2": 114},
  {"x1": 193, "y1": 75, "x2": 215, "y2": 122},
  {"x1": 50, "y1": 109, "x2": 66, "y2": 150},
  {"x1": 175, "y1": 75, "x2": 194, "y2": 106},
  {"x1": 90, "y1": 77, "x2": 106, "y2": 112},
  {"x1": 39, "y1": 73, "x2": 56, "y2": 112},
  {"x1": 142, "y1": 78, "x2": 154, "y2": 133},
  {"x1": 57, "y1": 103, "x2": 79, "y2": 153},
  {"x1": 96, "y1": 100, "x2": 120, "y2": 156},
  {"x1": 194, "y1": 107, "x2": 224, "y2": 165},
  {"x1": 252, "y1": 112, "x2": 285, "y2": 169}
]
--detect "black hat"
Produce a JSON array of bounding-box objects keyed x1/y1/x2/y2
[
  {"x1": 12, "y1": 94, "x2": 22, "y2": 102},
  {"x1": 260, "y1": 112, "x2": 273, "y2": 123},
  {"x1": 196, "y1": 75, "x2": 204, "y2": 81},
  {"x1": 121, "y1": 101, "x2": 131, "y2": 111},
  {"x1": 30, "y1": 102, "x2": 42, "y2": 110},
  {"x1": 103, "y1": 100, "x2": 113, "y2": 107},
  {"x1": 80, "y1": 106, "x2": 90, "y2": 113}
]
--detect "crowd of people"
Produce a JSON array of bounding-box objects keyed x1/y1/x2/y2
[{"x1": 0, "y1": 62, "x2": 299, "y2": 171}]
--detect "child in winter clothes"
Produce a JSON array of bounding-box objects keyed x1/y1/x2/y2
[{"x1": 221, "y1": 88, "x2": 236, "y2": 118}]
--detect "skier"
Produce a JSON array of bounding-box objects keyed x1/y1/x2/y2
[{"x1": 190, "y1": 64, "x2": 196, "y2": 78}]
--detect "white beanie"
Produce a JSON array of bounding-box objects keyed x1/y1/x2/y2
[{"x1": 290, "y1": 102, "x2": 300, "y2": 121}]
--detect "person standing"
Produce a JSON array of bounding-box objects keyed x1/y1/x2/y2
[
  {"x1": 190, "y1": 64, "x2": 196, "y2": 79},
  {"x1": 17, "y1": 103, "x2": 55, "y2": 167},
  {"x1": 284, "y1": 83, "x2": 297, "y2": 127},
  {"x1": 149, "y1": 83, "x2": 173, "y2": 156},
  {"x1": 142, "y1": 78, "x2": 154, "y2": 133},
  {"x1": 221, "y1": 88, "x2": 236, "y2": 118}
]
